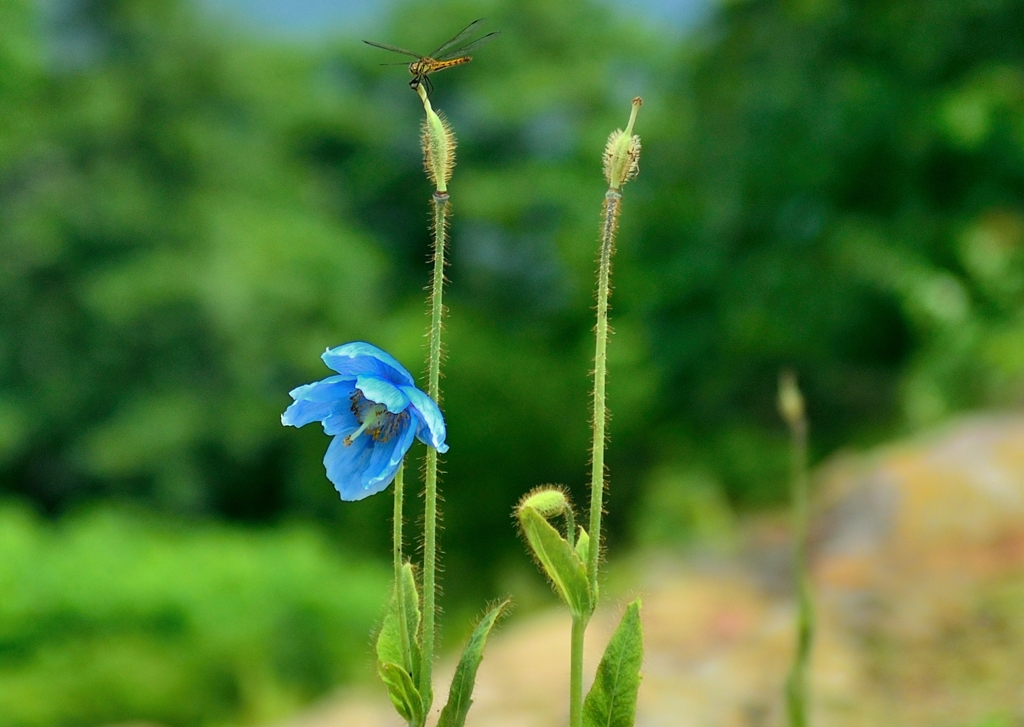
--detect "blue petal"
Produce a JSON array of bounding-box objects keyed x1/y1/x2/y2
[
  {"x1": 362, "y1": 420, "x2": 417, "y2": 493},
  {"x1": 282, "y1": 378, "x2": 355, "y2": 427},
  {"x1": 356, "y1": 375, "x2": 410, "y2": 414},
  {"x1": 321, "y1": 342, "x2": 415, "y2": 387},
  {"x1": 322, "y1": 408, "x2": 359, "y2": 436},
  {"x1": 401, "y1": 385, "x2": 448, "y2": 453},
  {"x1": 287, "y1": 375, "x2": 356, "y2": 402},
  {"x1": 282, "y1": 399, "x2": 336, "y2": 428},
  {"x1": 323, "y1": 432, "x2": 377, "y2": 501}
]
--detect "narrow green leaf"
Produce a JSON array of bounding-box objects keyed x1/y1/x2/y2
[
  {"x1": 519, "y1": 506, "x2": 592, "y2": 617},
  {"x1": 437, "y1": 599, "x2": 510, "y2": 727},
  {"x1": 583, "y1": 599, "x2": 644, "y2": 727},
  {"x1": 379, "y1": 661, "x2": 424, "y2": 725},
  {"x1": 376, "y1": 562, "x2": 422, "y2": 683},
  {"x1": 575, "y1": 527, "x2": 590, "y2": 565}
]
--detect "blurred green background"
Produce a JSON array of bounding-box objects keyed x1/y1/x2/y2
[{"x1": 2, "y1": 0, "x2": 1024, "y2": 724}]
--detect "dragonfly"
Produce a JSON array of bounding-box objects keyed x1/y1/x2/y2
[{"x1": 363, "y1": 19, "x2": 500, "y2": 94}]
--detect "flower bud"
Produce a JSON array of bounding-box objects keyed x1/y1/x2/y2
[
  {"x1": 417, "y1": 84, "x2": 456, "y2": 193},
  {"x1": 517, "y1": 486, "x2": 568, "y2": 520},
  {"x1": 603, "y1": 97, "x2": 643, "y2": 190},
  {"x1": 517, "y1": 493, "x2": 592, "y2": 618},
  {"x1": 778, "y1": 370, "x2": 805, "y2": 428}
]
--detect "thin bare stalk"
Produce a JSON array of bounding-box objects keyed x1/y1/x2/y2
[{"x1": 780, "y1": 372, "x2": 814, "y2": 727}]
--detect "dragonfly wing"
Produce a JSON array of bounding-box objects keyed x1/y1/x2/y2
[
  {"x1": 362, "y1": 39, "x2": 423, "y2": 59},
  {"x1": 437, "y1": 31, "x2": 500, "y2": 60},
  {"x1": 429, "y1": 18, "x2": 486, "y2": 58}
]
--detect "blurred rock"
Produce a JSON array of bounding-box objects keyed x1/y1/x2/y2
[
  {"x1": 811, "y1": 414, "x2": 1024, "y2": 726},
  {"x1": 273, "y1": 414, "x2": 1024, "y2": 727}
]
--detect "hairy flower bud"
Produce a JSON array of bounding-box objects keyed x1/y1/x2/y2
[
  {"x1": 518, "y1": 486, "x2": 569, "y2": 520},
  {"x1": 603, "y1": 97, "x2": 643, "y2": 190},
  {"x1": 417, "y1": 84, "x2": 456, "y2": 193}
]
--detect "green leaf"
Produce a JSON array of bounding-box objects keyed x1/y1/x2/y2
[
  {"x1": 519, "y1": 506, "x2": 592, "y2": 617},
  {"x1": 379, "y1": 661, "x2": 424, "y2": 725},
  {"x1": 583, "y1": 599, "x2": 644, "y2": 727},
  {"x1": 575, "y1": 527, "x2": 590, "y2": 565},
  {"x1": 376, "y1": 562, "x2": 421, "y2": 683},
  {"x1": 437, "y1": 599, "x2": 510, "y2": 727}
]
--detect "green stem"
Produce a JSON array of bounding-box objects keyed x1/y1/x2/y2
[
  {"x1": 393, "y1": 462, "x2": 404, "y2": 588},
  {"x1": 420, "y1": 191, "x2": 448, "y2": 706},
  {"x1": 571, "y1": 188, "x2": 619, "y2": 727},
  {"x1": 587, "y1": 189, "x2": 620, "y2": 595},
  {"x1": 392, "y1": 463, "x2": 413, "y2": 681},
  {"x1": 569, "y1": 616, "x2": 586, "y2": 727},
  {"x1": 786, "y1": 415, "x2": 813, "y2": 727}
]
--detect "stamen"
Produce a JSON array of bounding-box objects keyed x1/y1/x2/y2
[
  {"x1": 350, "y1": 390, "x2": 373, "y2": 419},
  {"x1": 343, "y1": 418, "x2": 372, "y2": 447},
  {"x1": 345, "y1": 389, "x2": 409, "y2": 446},
  {"x1": 370, "y1": 410, "x2": 410, "y2": 442}
]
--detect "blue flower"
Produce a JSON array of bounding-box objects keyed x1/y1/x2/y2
[{"x1": 282, "y1": 341, "x2": 448, "y2": 501}]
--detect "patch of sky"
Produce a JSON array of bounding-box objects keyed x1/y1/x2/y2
[
  {"x1": 196, "y1": 0, "x2": 713, "y2": 41},
  {"x1": 199, "y1": 0, "x2": 397, "y2": 39},
  {"x1": 38, "y1": 0, "x2": 109, "y2": 70}
]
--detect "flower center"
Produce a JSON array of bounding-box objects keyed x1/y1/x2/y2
[{"x1": 343, "y1": 390, "x2": 409, "y2": 446}]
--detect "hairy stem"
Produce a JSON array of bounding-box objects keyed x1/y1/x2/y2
[
  {"x1": 569, "y1": 616, "x2": 586, "y2": 727},
  {"x1": 420, "y1": 191, "x2": 448, "y2": 706},
  {"x1": 571, "y1": 189, "x2": 620, "y2": 726},
  {"x1": 786, "y1": 414, "x2": 813, "y2": 727},
  {"x1": 392, "y1": 463, "x2": 413, "y2": 682},
  {"x1": 588, "y1": 190, "x2": 620, "y2": 595}
]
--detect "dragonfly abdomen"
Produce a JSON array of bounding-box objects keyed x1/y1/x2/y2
[{"x1": 409, "y1": 56, "x2": 473, "y2": 79}]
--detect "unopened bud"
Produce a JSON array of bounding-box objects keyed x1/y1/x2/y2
[
  {"x1": 603, "y1": 97, "x2": 643, "y2": 190},
  {"x1": 518, "y1": 486, "x2": 568, "y2": 519},
  {"x1": 417, "y1": 84, "x2": 456, "y2": 193},
  {"x1": 778, "y1": 370, "x2": 805, "y2": 428}
]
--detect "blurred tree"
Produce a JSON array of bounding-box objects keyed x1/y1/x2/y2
[
  {"x1": 632, "y1": 0, "x2": 1024, "y2": 508},
  {"x1": 0, "y1": 0, "x2": 662, "y2": 599},
  {"x1": 2, "y1": 0, "x2": 1024, "y2": 606},
  {"x1": 0, "y1": 0, "x2": 390, "y2": 521}
]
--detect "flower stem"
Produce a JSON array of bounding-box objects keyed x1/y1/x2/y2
[
  {"x1": 428, "y1": 193, "x2": 448, "y2": 399},
  {"x1": 784, "y1": 392, "x2": 814, "y2": 727},
  {"x1": 392, "y1": 464, "x2": 414, "y2": 680},
  {"x1": 393, "y1": 462, "x2": 404, "y2": 584},
  {"x1": 571, "y1": 100, "x2": 639, "y2": 727},
  {"x1": 420, "y1": 191, "x2": 448, "y2": 706},
  {"x1": 587, "y1": 189, "x2": 620, "y2": 595},
  {"x1": 569, "y1": 615, "x2": 586, "y2": 727},
  {"x1": 570, "y1": 188, "x2": 620, "y2": 726}
]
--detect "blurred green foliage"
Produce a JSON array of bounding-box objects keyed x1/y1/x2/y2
[
  {"x1": 632, "y1": 466, "x2": 735, "y2": 549},
  {"x1": 0, "y1": 501, "x2": 389, "y2": 727},
  {"x1": 2, "y1": 0, "x2": 1024, "y2": 604}
]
